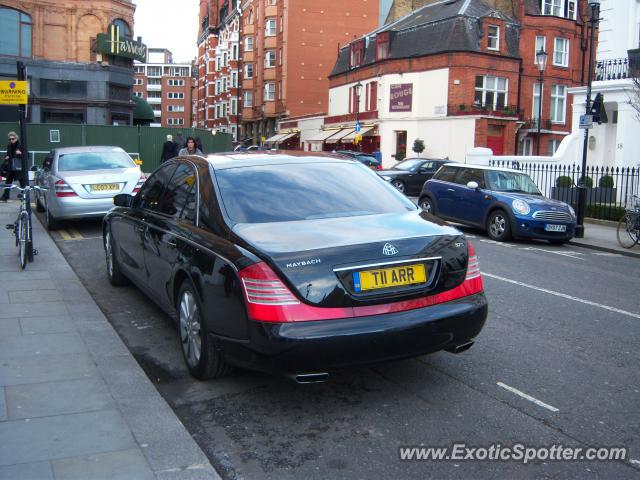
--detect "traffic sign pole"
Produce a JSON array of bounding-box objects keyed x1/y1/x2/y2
[{"x1": 17, "y1": 61, "x2": 29, "y2": 187}]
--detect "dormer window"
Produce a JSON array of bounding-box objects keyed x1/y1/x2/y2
[
  {"x1": 350, "y1": 40, "x2": 365, "y2": 68},
  {"x1": 541, "y1": 0, "x2": 578, "y2": 20},
  {"x1": 376, "y1": 32, "x2": 390, "y2": 61},
  {"x1": 487, "y1": 25, "x2": 499, "y2": 50}
]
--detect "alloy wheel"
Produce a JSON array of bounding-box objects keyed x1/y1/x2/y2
[
  {"x1": 179, "y1": 290, "x2": 202, "y2": 368},
  {"x1": 392, "y1": 180, "x2": 405, "y2": 193},
  {"x1": 490, "y1": 214, "x2": 506, "y2": 238},
  {"x1": 105, "y1": 232, "x2": 114, "y2": 279}
]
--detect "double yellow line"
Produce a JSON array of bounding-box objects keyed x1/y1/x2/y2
[{"x1": 58, "y1": 228, "x2": 84, "y2": 241}]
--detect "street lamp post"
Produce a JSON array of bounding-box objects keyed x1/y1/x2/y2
[
  {"x1": 535, "y1": 47, "x2": 548, "y2": 156},
  {"x1": 576, "y1": 0, "x2": 600, "y2": 239},
  {"x1": 354, "y1": 81, "x2": 363, "y2": 151}
]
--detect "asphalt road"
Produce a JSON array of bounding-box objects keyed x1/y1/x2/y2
[{"x1": 36, "y1": 212, "x2": 640, "y2": 480}]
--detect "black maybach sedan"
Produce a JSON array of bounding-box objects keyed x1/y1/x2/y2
[{"x1": 103, "y1": 152, "x2": 488, "y2": 382}]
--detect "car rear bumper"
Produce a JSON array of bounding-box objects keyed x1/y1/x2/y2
[
  {"x1": 49, "y1": 196, "x2": 116, "y2": 219},
  {"x1": 214, "y1": 292, "x2": 488, "y2": 374},
  {"x1": 512, "y1": 217, "x2": 576, "y2": 241}
]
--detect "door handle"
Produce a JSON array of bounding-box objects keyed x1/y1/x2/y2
[
  {"x1": 167, "y1": 238, "x2": 177, "y2": 247},
  {"x1": 447, "y1": 188, "x2": 456, "y2": 192}
]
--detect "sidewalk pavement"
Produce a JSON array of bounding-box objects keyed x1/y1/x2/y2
[
  {"x1": 0, "y1": 201, "x2": 220, "y2": 480},
  {"x1": 569, "y1": 219, "x2": 640, "y2": 258}
]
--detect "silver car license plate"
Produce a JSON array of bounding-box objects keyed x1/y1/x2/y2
[{"x1": 545, "y1": 224, "x2": 567, "y2": 232}]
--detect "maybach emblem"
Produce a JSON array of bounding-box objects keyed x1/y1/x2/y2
[{"x1": 382, "y1": 243, "x2": 399, "y2": 256}]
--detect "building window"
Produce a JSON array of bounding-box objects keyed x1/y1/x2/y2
[
  {"x1": 134, "y1": 66, "x2": 145, "y2": 74},
  {"x1": 231, "y1": 71, "x2": 238, "y2": 88},
  {"x1": 367, "y1": 81, "x2": 378, "y2": 111},
  {"x1": 147, "y1": 66, "x2": 162, "y2": 77},
  {"x1": 548, "y1": 139, "x2": 561, "y2": 154},
  {"x1": 147, "y1": 91, "x2": 162, "y2": 99},
  {"x1": 148, "y1": 78, "x2": 161, "y2": 86},
  {"x1": 265, "y1": 19, "x2": 276, "y2": 36},
  {"x1": 264, "y1": 82, "x2": 275, "y2": 101},
  {"x1": 532, "y1": 82, "x2": 543, "y2": 120},
  {"x1": 232, "y1": 43, "x2": 239, "y2": 60},
  {"x1": 376, "y1": 32, "x2": 390, "y2": 60},
  {"x1": 168, "y1": 105, "x2": 185, "y2": 112},
  {"x1": 223, "y1": 52, "x2": 228, "y2": 67},
  {"x1": 168, "y1": 118, "x2": 184, "y2": 126},
  {"x1": 111, "y1": 19, "x2": 131, "y2": 38},
  {"x1": 245, "y1": 36, "x2": 254, "y2": 51},
  {"x1": 487, "y1": 25, "x2": 500, "y2": 50},
  {"x1": 168, "y1": 79, "x2": 185, "y2": 86},
  {"x1": 553, "y1": 38, "x2": 569, "y2": 67},
  {"x1": 265, "y1": 50, "x2": 276, "y2": 68},
  {"x1": 350, "y1": 40, "x2": 365, "y2": 68},
  {"x1": 134, "y1": 91, "x2": 143, "y2": 98},
  {"x1": 244, "y1": 91, "x2": 253, "y2": 107},
  {"x1": 542, "y1": 0, "x2": 562, "y2": 16},
  {"x1": 535, "y1": 36, "x2": 546, "y2": 64},
  {"x1": 521, "y1": 137, "x2": 533, "y2": 155},
  {"x1": 167, "y1": 92, "x2": 185, "y2": 99},
  {"x1": 474, "y1": 75, "x2": 508, "y2": 109},
  {"x1": 231, "y1": 98, "x2": 237, "y2": 115},
  {"x1": 567, "y1": 0, "x2": 577, "y2": 20},
  {"x1": 278, "y1": 80, "x2": 282, "y2": 99},
  {"x1": 550, "y1": 84, "x2": 566, "y2": 123},
  {"x1": 244, "y1": 64, "x2": 254, "y2": 79},
  {"x1": 40, "y1": 79, "x2": 87, "y2": 98},
  {"x1": 1, "y1": 7, "x2": 32, "y2": 57},
  {"x1": 134, "y1": 78, "x2": 143, "y2": 85},
  {"x1": 246, "y1": 8, "x2": 254, "y2": 25}
]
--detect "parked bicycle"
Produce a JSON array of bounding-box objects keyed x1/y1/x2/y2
[
  {"x1": 1, "y1": 184, "x2": 47, "y2": 269},
  {"x1": 616, "y1": 194, "x2": 640, "y2": 249}
]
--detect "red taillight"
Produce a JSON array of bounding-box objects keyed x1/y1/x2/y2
[
  {"x1": 55, "y1": 179, "x2": 77, "y2": 197},
  {"x1": 133, "y1": 174, "x2": 146, "y2": 193},
  {"x1": 376, "y1": 164, "x2": 382, "y2": 171}
]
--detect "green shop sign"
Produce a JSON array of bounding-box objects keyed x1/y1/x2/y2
[{"x1": 97, "y1": 25, "x2": 147, "y2": 62}]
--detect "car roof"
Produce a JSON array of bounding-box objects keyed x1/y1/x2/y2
[
  {"x1": 443, "y1": 163, "x2": 522, "y2": 173},
  {"x1": 205, "y1": 151, "x2": 359, "y2": 170},
  {"x1": 53, "y1": 146, "x2": 128, "y2": 155}
]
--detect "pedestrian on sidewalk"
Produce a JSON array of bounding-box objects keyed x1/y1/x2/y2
[
  {"x1": 1, "y1": 131, "x2": 25, "y2": 202},
  {"x1": 178, "y1": 137, "x2": 203, "y2": 156},
  {"x1": 160, "y1": 134, "x2": 178, "y2": 163},
  {"x1": 174, "y1": 131, "x2": 186, "y2": 152}
]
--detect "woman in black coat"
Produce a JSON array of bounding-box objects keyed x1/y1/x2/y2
[{"x1": 1, "y1": 131, "x2": 25, "y2": 202}]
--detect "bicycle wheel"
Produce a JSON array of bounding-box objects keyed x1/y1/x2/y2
[
  {"x1": 18, "y1": 213, "x2": 28, "y2": 269},
  {"x1": 616, "y1": 212, "x2": 639, "y2": 249}
]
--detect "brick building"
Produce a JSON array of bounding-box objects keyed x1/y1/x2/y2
[
  {"x1": 196, "y1": 0, "x2": 381, "y2": 144},
  {"x1": 133, "y1": 48, "x2": 194, "y2": 127},
  {"x1": 0, "y1": 0, "x2": 144, "y2": 124},
  {"x1": 324, "y1": 0, "x2": 592, "y2": 165}
]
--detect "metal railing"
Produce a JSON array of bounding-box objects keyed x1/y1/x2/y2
[
  {"x1": 490, "y1": 161, "x2": 640, "y2": 221},
  {"x1": 448, "y1": 104, "x2": 520, "y2": 117},
  {"x1": 595, "y1": 58, "x2": 632, "y2": 81}
]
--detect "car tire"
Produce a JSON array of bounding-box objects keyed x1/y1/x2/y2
[
  {"x1": 104, "y1": 227, "x2": 129, "y2": 286},
  {"x1": 487, "y1": 210, "x2": 512, "y2": 242},
  {"x1": 392, "y1": 180, "x2": 406, "y2": 194},
  {"x1": 177, "y1": 280, "x2": 231, "y2": 380},
  {"x1": 418, "y1": 196, "x2": 435, "y2": 214},
  {"x1": 45, "y1": 203, "x2": 60, "y2": 231},
  {"x1": 35, "y1": 192, "x2": 45, "y2": 213}
]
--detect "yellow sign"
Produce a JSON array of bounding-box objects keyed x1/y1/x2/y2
[{"x1": 0, "y1": 81, "x2": 28, "y2": 105}]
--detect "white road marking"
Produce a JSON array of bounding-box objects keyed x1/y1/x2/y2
[
  {"x1": 497, "y1": 382, "x2": 559, "y2": 412},
  {"x1": 592, "y1": 252, "x2": 622, "y2": 257},
  {"x1": 520, "y1": 246, "x2": 585, "y2": 260},
  {"x1": 484, "y1": 272, "x2": 640, "y2": 320},
  {"x1": 480, "y1": 239, "x2": 516, "y2": 247},
  {"x1": 630, "y1": 459, "x2": 640, "y2": 466}
]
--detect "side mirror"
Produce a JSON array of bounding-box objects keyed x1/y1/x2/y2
[
  {"x1": 113, "y1": 193, "x2": 133, "y2": 208},
  {"x1": 466, "y1": 181, "x2": 479, "y2": 190}
]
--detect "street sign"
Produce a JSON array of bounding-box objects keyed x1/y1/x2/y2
[
  {"x1": 579, "y1": 114, "x2": 593, "y2": 129},
  {"x1": 355, "y1": 122, "x2": 362, "y2": 133},
  {"x1": 0, "y1": 80, "x2": 27, "y2": 105}
]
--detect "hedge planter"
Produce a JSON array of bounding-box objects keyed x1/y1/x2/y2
[{"x1": 551, "y1": 187, "x2": 617, "y2": 204}]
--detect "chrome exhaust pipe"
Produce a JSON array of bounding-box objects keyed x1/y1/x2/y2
[
  {"x1": 447, "y1": 341, "x2": 474, "y2": 354},
  {"x1": 291, "y1": 372, "x2": 329, "y2": 384}
]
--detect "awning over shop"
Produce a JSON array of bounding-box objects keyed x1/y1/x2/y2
[
  {"x1": 324, "y1": 128, "x2": 355, "y2": 144},
  {"x1": 278, "y1": 132, "x2": 299, "y2": 142},
  {"x1": 307, "y1": 129, "x2": 342, "y2": 142},
  {"x1": 341, "y1": 126, "x2": 376, "y2": 141},
  {"x1": 264, "y1": 133, "x2": 288, "y2": 143}
]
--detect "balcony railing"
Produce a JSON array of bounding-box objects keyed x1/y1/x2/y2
[
  {"x1": 521, "y1": 118, "x2": 553, "y2": 130},
  {"x1": 448, "y1": 104, "x2": 520, "y2": 117},
  {"x1": 595, "y1": 50, "x2": 639, "y2": 81}
]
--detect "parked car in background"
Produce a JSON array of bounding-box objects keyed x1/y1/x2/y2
[
  {"x1": 103, "y1": 152, "x2": 487, "y2": 381},
  {"x1": 419, "y1": 164, "x2": 577, "y2": 243},
  {"x1": 34, "y1": 146, "x2": 145, "y2": 230},
  {"x1": 335, "y1": 150, "x2": 382, "y2": 170},
  {"x1": 378, "y1": 158, "x2": 449, "y2": 195}
]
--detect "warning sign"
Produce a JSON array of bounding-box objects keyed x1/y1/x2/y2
[{"x1": 0, "y1": 81, "x2": 28, "y2": 105}]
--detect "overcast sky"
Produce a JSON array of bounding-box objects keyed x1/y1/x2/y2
[{"x1": 133, "y1": 0, "x2": 199, "y2": 63}]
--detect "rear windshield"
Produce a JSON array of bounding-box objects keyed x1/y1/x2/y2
[
  {"x1": 216, "y1": 162, "x2": 416, "y2": 224},
  {"x1": 58, "y1": 151, "x2": 135, "y2": 172}
]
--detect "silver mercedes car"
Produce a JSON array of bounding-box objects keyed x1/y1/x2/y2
[{"x1": 34, "y1": 146, "x2": 145, "y2": 230}]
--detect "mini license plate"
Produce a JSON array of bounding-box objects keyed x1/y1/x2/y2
[
  {"x1": 91, "y1": 183, "x2": 120, "y2": 192},
  {"x1": 545, "y1": 224, "x2": 567, "y2": 232},
  {"x1": 353, "y1": 263, "x2": 427, "y2": 292}
]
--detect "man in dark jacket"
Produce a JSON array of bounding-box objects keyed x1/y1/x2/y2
[
  {"x1": 160, "y1": 134, "x2": 178, "y2": 163},
  {"x1": 1, "y1": 131, "x2": 25, "y2": 202},
  {"x1": 174, "y1": 132, "x2": 186, "y2": 152}
]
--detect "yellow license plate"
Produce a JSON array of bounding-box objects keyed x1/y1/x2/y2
[
  {"x1": 353, "y1": 264, "x2": 427, "y2": 292},
  {"x1": 91, "y1": 183, "x2": 119, "y2": 192}
]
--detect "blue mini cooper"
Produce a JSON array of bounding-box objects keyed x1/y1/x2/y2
[{"x1": 419, "y1": 164, "x2": 576, "y2": 243}]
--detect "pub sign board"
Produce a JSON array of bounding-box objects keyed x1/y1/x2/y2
[{"x1": 389, "y1": 84, "x2": 413, "y2": 112}]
